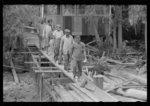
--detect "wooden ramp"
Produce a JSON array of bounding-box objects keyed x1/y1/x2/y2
[{"x1": 41, "y1": 50, "x2": 118, "y2": 102}]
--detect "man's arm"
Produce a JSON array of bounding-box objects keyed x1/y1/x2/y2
[
  {"x1": 82, "y1": 43, "x2": 87, "y2": 62},
  {"x1": 60, "y1": 36, "x2": 64, "y2": 52},
  {"x1": 71, "y1": 41, "x2": 74, "y2": 56}
]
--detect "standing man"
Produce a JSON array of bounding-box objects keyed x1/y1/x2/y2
[
  {"x1": 60, "y1": 29, "x2": 73, "y2": 71},
  {"x1": 53, "y1": 24, "x2": 64, "y2": 63},
  {"x1": 71, "y1": 35, "x2": 86, "y2": 82},
  {"x1": 43, "y1": 19, "x2": 53, "y2": 53},
  {"x1": 36, "y1": 18, "x2": 45, "y2": 49}
]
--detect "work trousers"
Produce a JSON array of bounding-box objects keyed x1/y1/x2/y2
[
  {"x1": 42, "y1": 37, "x2": 49, "y2": 50},
  {"x1": 72, "y1": 59, "x2": 82, "y2": 78},
  {"x1": 64, "y1": 53, "x2": 71, "y2": 70},
  {"x1": 54, "y1": 39, "x2": 61, "y2": 62}
]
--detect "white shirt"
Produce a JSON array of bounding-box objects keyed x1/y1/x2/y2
[
  {"x1": 61, "y1": 35, "x2": 73, "y2": 54},
  {"x1": 53, "y1": 30, "x2": 63, "y2": 39},
  {"x1": 43, "y1": 24, "x2": 52, "y2": 38}
]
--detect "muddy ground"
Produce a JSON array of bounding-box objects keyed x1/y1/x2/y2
[{"x1": 3, "y1": 70, "x2": 51, "y2": 102}]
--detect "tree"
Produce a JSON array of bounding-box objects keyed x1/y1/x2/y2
[
  {"x1": 83, "y1": 5, "x2": 111, "y2": 54},
  {"x1": 112, "y1": 6, "x2": 117, "y2": 52},
  {"x1": 118, "y1": 6, "x2": 123, "y2": 50},
  {"x1": 3, "y1": 5, "x2": 40, "y2": 65},
  {"x1": 128, "y1": 5, "x2": 147, "y2": 54}
]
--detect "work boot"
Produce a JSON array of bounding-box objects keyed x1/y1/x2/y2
[
  {"x1": 75, "y1": 76, "x2": 78, "y2": 82},
  {"x1": 58, "y1": 61, "x2": 62, "y2": 65}
]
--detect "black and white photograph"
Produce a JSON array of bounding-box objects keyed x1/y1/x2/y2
[{"x1": 3, "y1": 5, "x2": 147, "y2": 102}]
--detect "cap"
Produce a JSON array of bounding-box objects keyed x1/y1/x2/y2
[
  {"x1": 56, "y1": 24, "x2": 61, "y2": 28},
  {"x1": 74, "y1": 35, "x2": 81, "y2": 38},
  {"x1": 64, "y1": 29, "x2": 70, "y2": 33}
]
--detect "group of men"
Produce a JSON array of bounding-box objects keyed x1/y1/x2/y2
[{"x1": 39, "y1": 19, "x2": 87, "y2": 82}]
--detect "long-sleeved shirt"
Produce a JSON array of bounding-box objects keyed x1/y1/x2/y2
[{"x1": 61, "y1": 35, "x2": 73, "y2": 54}]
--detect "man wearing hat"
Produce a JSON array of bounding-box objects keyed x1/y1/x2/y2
[
  {"x1": 36, "y1": 18, "x2": 45, "y2": 49},
  {"x1": 53, "y1": 24, "x2": 64, "y2": 63},
  {"x1": 60, "y1": 29, "x2": 73, "y2": 70},
  {"x1": 42, "y1": 19, "x2": 53, "y2": 53}
]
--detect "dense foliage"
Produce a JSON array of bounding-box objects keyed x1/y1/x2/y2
[{"x1": 3, "y1": 5, "x2": 40, "y2": 66}]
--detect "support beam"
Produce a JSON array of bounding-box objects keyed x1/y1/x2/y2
[
  {"x1": 3, "y1": 65, "x2": 30, "y2": 71},
  {"x1": 34, "y1": 70, "x2": 62, "y2": 73},
  {"x1": 33, "y1": 67, "x2": 58, "y2": 70},
  {"x1": 68, "y1": 84, "x2": 93, "y2": 102},
  {"x1": 25, "y1": 61, "x2": 53, "y2": 64}
]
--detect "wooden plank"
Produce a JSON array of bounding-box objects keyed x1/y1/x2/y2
[
  {"x1": 54, "y1": 85, "x2": 76, "y2": 102},
  {"x1": 82, "y1": 73, "x2": 118, "y2": 102},
  {"x1": 91, "y1": 84, "x2": 118, "y2": 102},
  {"x1": 25, "y1": 61, "x2": 52, "y2": 64},
  {"x1": 116, "y1": 88, "x2": 147, "y2": 101},
  {"x1": 106, "y1": 79, "x2": 134, "y2": 92},
  {"x1": 106, "y1": 58, "x2": 136, "y2": 65},
  {"x1": 13, "y1": 52, "x2": 39, "y2": 54},
  {"x1": 68, "y1": 84, "x2": 93, "y2": 102},
  {"x1": 10, "y1": 60, "x2": 19, "y2": 83},
  {"x1": 86, "y1": 45, "x2": 99, "y2": 53},
  {"x1": 43, "y1": 80, "x2": 61, "y2": 101},
  {"x1": 115, "y1": 70, "x2": 147, "y2": 85},
  {"x1": 33, "y1": 67, "x2": 58, "y2": 70},
  {"x1": 72, "y1": 83, "x2": 99, "y2": 102},
  {"x1": 68, "y1": 91, "x2": 83, "y2": 101},
  {"x1": 3, "y1": 65, "x2": 30, "y2": 71},
  {"x1": 41, "y1": 51, "x2": 75, "y2": 82},
  {"x1": 47, "y1": 77, "x2": 70, "y2": 81},
  {"x1": 34, "y1": 70, "x2": 62, "y2": 73},
  {"x1": 109, "y1": 93, "x2": 144, "y2": 102},
  {"x1": 58, "y1": 84, "x2": 78, "y2": 101},
  {"x1": 86, "y1": 39, "x2": 96, "y2": 46}
]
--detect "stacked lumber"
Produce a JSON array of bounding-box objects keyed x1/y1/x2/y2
[{"x1": 115, "y1": 88, "x2": 147, "y2": 101}]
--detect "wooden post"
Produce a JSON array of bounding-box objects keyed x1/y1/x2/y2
[
  {"x1": 10, "y1": 60, "x2": 19, "y2": 83},
  {"x1": 93, "y1": 76, "x2": 104, "y2": 90}
]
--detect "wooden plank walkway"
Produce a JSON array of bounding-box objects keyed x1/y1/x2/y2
[{"x1": 41, "y1": 50, "x2": 118, "y2": 102}]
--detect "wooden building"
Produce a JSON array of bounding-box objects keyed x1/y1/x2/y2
[{"x1": 42, "y1": 5, "x2": 111, "y2": 36}]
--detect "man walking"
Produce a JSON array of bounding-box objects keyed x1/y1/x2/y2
[
  {"x1": 43, "y1": 19, "x2": 53, "y2": 53},
  {"x1": 53, "y1": 24, "x2": 64, "y2": 63},
  {"x1": 60, "y1": 29, "x2": 73, "y2": 71},
  {"x1": 71, "y1": 35, "x2": 86, "y2": 82}
]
